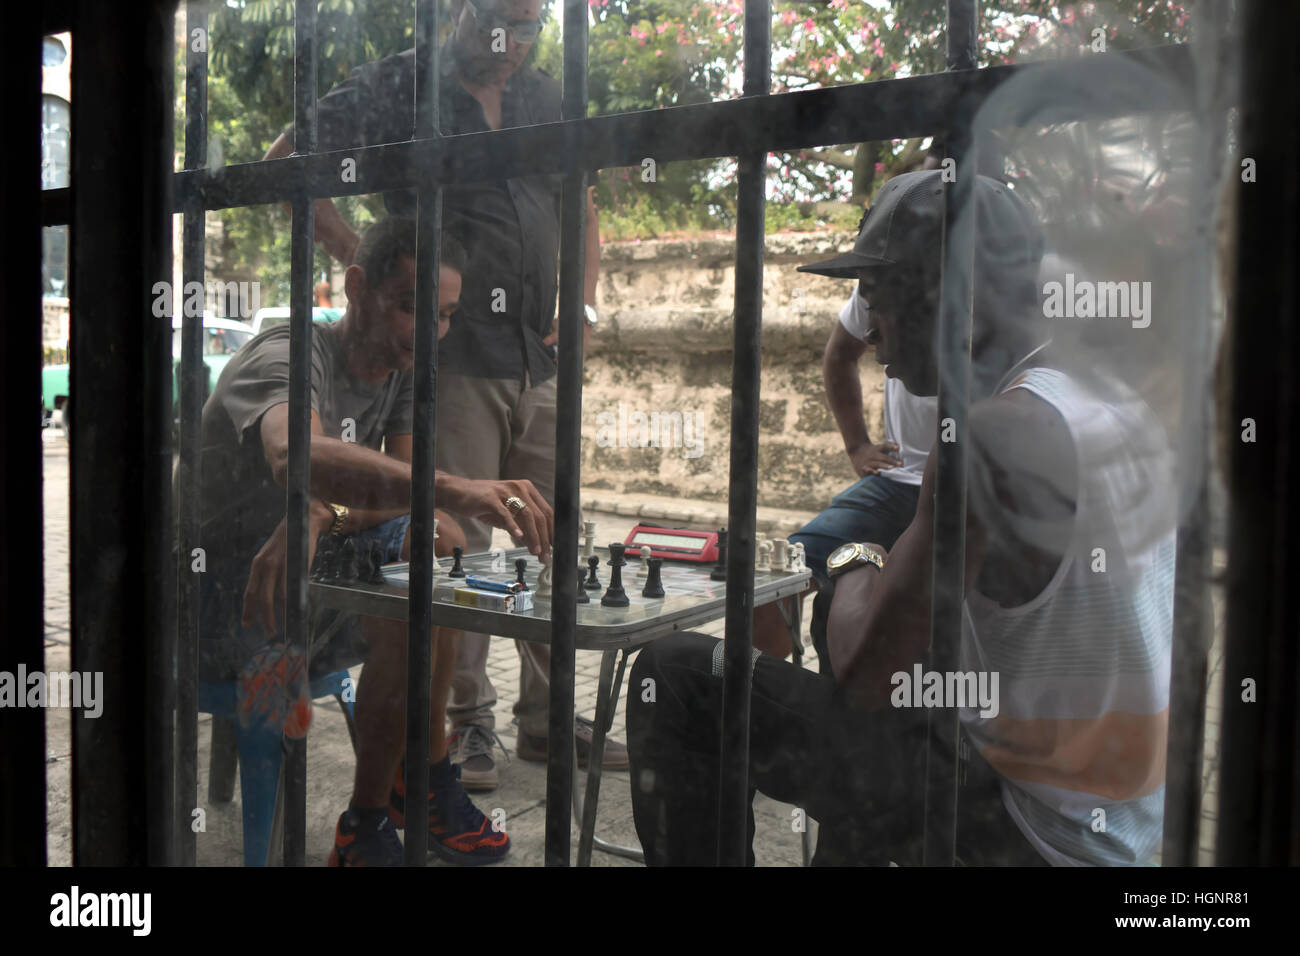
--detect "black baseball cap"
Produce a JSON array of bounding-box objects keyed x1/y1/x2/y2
[{"x1": 798, "y1": 169, "x2": 1043, "y2": 279}]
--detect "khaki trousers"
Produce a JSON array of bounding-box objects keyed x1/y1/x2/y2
[{"x1": 436, "y1": 372, "x2": 556, "y2": 737}]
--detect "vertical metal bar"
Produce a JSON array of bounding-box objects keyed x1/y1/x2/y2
[
  {"x1": 716, "y1": 0, "x2": 770, "y2": 867},
  {"x1": 1219, "y1": 0, "x2": 1300, "y2": 866},
  {"x1": 403, "y1": 0, "x2": 442, "y2": 866},
  {"x1": 70, "y1": 0, "x2": 177, "y2": 866},
  {"x1": 545, "y1": 0, "x2": 589, "y2": 867},
  {"x1": 1160, "y1": 1, "x2": 1231, "y2": 867},
  {"x1": 176, "y1": 0, "x2": 209, "y2": 868},
  {"x1": 923, "y1": 110, "x2": 974, "y2": 868},
  {"x1": 0, "y1": 7, "x2": 47, "y2": 867},
  {"x1": 945, "y1": 0, "x2": 978, "y2": 71},
  {"x1": 921, "y1": 0, "x2": 977, "y2": 869},
  {"x1": 283, "y1": 0, "x2": 317, "y2": 868}
]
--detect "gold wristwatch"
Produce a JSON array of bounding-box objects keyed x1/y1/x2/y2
[
  {"x1": 826, "y1": 542, "x2": 886, "y2": 578},
  {"x1": 327, "y1": 503, "x2": 349, "y2": 536}
]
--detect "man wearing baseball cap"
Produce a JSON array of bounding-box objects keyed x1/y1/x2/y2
[{"x1": 625, "y1": 169, "x2": 1177, "y2": 867}]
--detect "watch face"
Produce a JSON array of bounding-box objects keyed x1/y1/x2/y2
[{"x1": 827, "y1": 543, "x2": 859, "y2": 570}]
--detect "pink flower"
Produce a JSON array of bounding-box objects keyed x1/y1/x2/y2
[
  {"x1": 655, "y1": 49, "x2": 663, "y2": 56},
  {"x1": 656, "y1": 23, "x2": 668, "y2": 35}
]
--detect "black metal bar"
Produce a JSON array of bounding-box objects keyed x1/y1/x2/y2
[
  {"x1": 403, "y1": 0, "x2": 441, "y2": 867},
  {"x1": 150, "y1": 46, "x2": 1196, "y2": 220},
  {"x1": 716, "y1": 0, "x2": 770, "y2": 868},
  {"x1": 920, "y1": 0, "x2": 977, "y2": 870},
  {"x1": 0, "y1": 4, "x2": 47, "y2": 867},
  {"x1": 70, "y1": 0, "x2": 177, "y2": 866},
  {"x1": 1219, "y1": 0, "x2": 1300, "y2": 866},
  {"x1": 545, "y1": 0, "x2": 590, "y2": 868},
  {"x1": 946, "y1": 0, "x2": 978, "y2": 71},
  {"x1": 922, "y1": 113, "x2": 976, "y2": 868},
  {"x1": 176, "y1": 0, "x2": 210, "y2": 868},
  {"x1": 1161, "y1": 2, "x2": 1235, "y2": 867},
  {"x1": 282, "y1": 0, "x2": 317, "y2": 868}
]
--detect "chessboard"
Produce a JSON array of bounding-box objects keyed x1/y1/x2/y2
[{"x1": 310, "y1": 545, "x2": 811, "y2": 651}]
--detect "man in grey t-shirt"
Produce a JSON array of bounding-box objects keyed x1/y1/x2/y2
[{"x1": 197, "y1": 217, "x2": 553, "y2": 866}]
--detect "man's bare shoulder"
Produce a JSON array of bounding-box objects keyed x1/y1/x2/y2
[{"x1": 969, "y1": 385, "x2": 1077, "y2": 523}]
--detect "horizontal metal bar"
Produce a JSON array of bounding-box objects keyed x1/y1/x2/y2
[{"x1": 90, "y1": 45, "x2": 1193, "y2": 224}]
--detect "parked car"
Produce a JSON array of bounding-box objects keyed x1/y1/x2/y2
[
  {"x1": 42, "y1": 313, "x2": 255, "y2": 443},
  {"x1": 250, "y1": 305, "x2": 343, "y2": 336}
]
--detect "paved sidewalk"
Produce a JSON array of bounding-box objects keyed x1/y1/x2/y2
[{"x1": 40, "y1": 431, "x2": 1221, "y2": 866}]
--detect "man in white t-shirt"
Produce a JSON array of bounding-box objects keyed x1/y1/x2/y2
[{"x1": 753, "y1": 287, "x2": 935, "y2": 659}]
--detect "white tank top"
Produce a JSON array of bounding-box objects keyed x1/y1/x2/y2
[{"x1": 960, "y1": 366, "x2": 1176, "y2": 866}]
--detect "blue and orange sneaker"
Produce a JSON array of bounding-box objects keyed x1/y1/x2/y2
[
  {"x1": 327, "y1": 807, "x2": 403, "y2": 867},
  {"x1": 389, "y1": 760, "x2": 510, "y2": 866}
]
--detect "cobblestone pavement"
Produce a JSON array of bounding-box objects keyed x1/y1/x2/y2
[{"x1": 40, "y1": 429, "x2": 1221, "y2": 866}]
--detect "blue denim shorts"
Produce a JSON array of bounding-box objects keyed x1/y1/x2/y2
[
  {"x1": 198, "y1": 514, "x2": 411, "y2": 682},
  {"x1": 788, "y1": 474, "x2": 920, "y2": 583}
]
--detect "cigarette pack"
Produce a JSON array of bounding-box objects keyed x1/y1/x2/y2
[{"x1": 452, "y1": 587, "x2": 534, "y2": 613}]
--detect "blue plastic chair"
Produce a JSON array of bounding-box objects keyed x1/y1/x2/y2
[{"x1": 200, "y1": 670, "x2": 357, "y2": 867}]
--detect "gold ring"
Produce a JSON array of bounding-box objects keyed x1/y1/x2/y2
[{"x1": 505, "y1": 496, "x2": 527, "y2": 515}]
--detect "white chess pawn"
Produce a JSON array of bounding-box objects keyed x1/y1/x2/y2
[
  {"x1": 757, "y1": 539, "x2": 773, "y2": 572},
  {"x1": 772, "y1": 539, "x2": 789, "y2": 572},
  {"x1": 639, "y1": 545, "x2": 652, "y2": 580},
  {"x1": 535, "y1": 559, "x2": 553, "y2": 600},
  {"x1": 791, "y1": 542, "x2": 806, "y2": 571},
  {"x1": 431, "y1": 519, "x2": 442, "y2": 572},
  {"x1": 582, "y1": 520, "x2": 597, "y2": 561}
]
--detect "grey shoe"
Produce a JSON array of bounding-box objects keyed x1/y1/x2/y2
[{"x1": 448, "y1": 724, "x2": 510, "y2": 793}]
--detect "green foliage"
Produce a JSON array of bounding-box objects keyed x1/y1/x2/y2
[{"x1": 198, "y1": 0, "x2": 1194, "y2": 269}]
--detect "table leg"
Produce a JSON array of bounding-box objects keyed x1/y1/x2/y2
[
  {"x1": 574, "y1": 648, "x2": 646, "y2": 865},
  {"x1": 778, "y1": 595, "x2": 814, "y2": 867}
]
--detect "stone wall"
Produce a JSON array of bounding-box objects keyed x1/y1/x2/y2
[{"x1": 582, "y1": 230, "x2": 886, "y2": 512}]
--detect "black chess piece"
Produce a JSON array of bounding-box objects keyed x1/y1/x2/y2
[
  {"x1": 602, "y1": 542, "x2": 630, "y2": 608},
  {"x1": 710, "y1": 528, "x2": 728, "y2": 582},
  {"x1": 339, "y1": 538, "x2": 359, "y2": 585},
  {"x1": 311, "y1": 537, "x2": 336, "y2": 582},
  {"x1": 449, "y1": 545, "x2": 466, "y2": 577},
  {"x1": 321, "y1": 538, "x2": 342, "y2": 584},
  {"x1": 575, "y1": 564, "x2": 590, "y2": 603},
  {"x1": 642, "y1": 556, "x2": 665, "y2": 599},
  {"x1": 515, "y1": 557, "x2": 529, "y2": 590},
  {"x1": 355, "y1": 542, "x2": 373, "y2": 582},
  {"x1": 368, "y1": 541, "x2": 386, "y2": 584},
  {"x1": 584, "y1": 555, "x2": 602, "y2": 590}
]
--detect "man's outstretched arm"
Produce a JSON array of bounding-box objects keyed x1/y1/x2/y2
[
  {"x1": 824, "y1": 321, "x2": 902, "y2": 477},
  {"x1": 263, "y1": 133, "x2": 360, "y2": 265},
  {"x1": 258, "y1": 403, "x2": 553, "y2": 556}
]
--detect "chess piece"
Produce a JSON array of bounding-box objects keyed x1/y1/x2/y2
[
  {"x1": 584, "y1": 555, "x2": 602, "y2": 590},
  {"x1": 515, "y1": 557, "x2": 529, "y2": 590},
  {"x1": 601, "y1": 542, "x2": 630, "y2": 608},
  {"x1": 772, "y1": 539, "x2": 789, "y2": 572},
  {"x1": 582, "y1": 520, "x2": 597, "y2": 560},
  {"x1": 757, "y1": 539, "x2": 773, "y2": 572},
  {"x1": 790, "y1": 541, "x2": 806, "y2": 571},
  {"x1": 754, "y1": 533, "x2": 768, "y2": 571},
  {"x1": 710, "y1": 528, "x2": 728, "y2": 582},
  {"x1": 639, "y1": 545, "x2": 652, "y2": 580},
  {"x1": 355, "y1": 542, "x2": 373, "y2": 582},
  {"x1": 575, "y1": 564, "x2": 590, "y2": 603},
  {"x1": 311, "y1": 537, "x2": 337, "y2": 582},
  {"x1": 449, "y1": 545, "x2": 466, "y2": 577},
  {"x1": 536, "y1": 560, "x2": 553, "y2": 600},
  {"x1": 642, "y1": 556, "x2": 665, "y2": 599},
  {"x1": 368, "y1": 541, "x2": 386, "y2": 584},
  {"x1": 339, "y1": 538, "x2": 359, "y2": 584}
]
